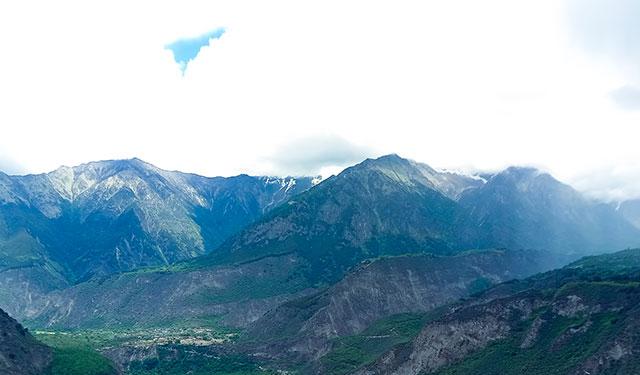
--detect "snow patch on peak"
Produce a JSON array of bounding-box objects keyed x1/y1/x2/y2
[
  {"x1": 284, "y1": 178, "x2": 297, "y2": 193},
  {"x1": 263, "y1": 176, "x2": 286, "y2": 186},
  {"x1": 435, "y1": 167, "x2": 488, "y2": 183},
  {"x1": 47, "y1": 166, "x2": 75, "y2": 201}
]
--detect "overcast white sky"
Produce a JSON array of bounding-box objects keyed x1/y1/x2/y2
[{"x1": 0, "y1": 0, "x2": 639, "y2": 201}]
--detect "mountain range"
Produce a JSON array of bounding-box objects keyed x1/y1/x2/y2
[
  {"x1": 0, "y1": 159, "x2": 316, "y2": 317},
  {"x1": 197, "y1": 155, "x2": 639, "y2": 282},
  {"x1": 1, "y1": 154, "x2": 639, "y2": 375}
]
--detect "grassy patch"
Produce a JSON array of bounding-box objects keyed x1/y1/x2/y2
[
  {"x1": 36, "y1": 332, "x2": 117, "y2": 375},
  {"x1": 319, "y1": 311, "x2": 442, "y2": 375}
]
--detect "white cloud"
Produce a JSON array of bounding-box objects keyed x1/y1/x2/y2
[
  {"x1": 266, "y1": 135, "x2": 375, "y2": 177},
  {"x1": 566, "y1": 0, "x2": 640, "y2": 80},
  {"x1": 571, "y1": 162, "x2": 640, "y2": 203},
  {"x1": 0, "y1": 0, "x2": 638, "y2": 200},
  {"x1": 610, "y1": 85, "x2": 640, "y2": 111},
  {"x1": 0, "y1": 150, "x2": 23, "y2": 175}
]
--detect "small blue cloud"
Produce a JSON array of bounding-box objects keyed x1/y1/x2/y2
[{"x1": 165, "y1": 28, "x2": 226, "y2": 74}]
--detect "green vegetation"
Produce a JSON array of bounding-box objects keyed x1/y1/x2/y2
[
  {"x1": 189, "y1": 268, "x2": 309, "y2": 304},
  {"x1": 567, "y1": 248, "x2": 640, "y2": 279},
  {"x1": 350, "y1": 251, "x2": 640, "y2": 375},
  {"x1": 434, "y1": 313, "x2": 623, "y2": 374},
  {"x1": 128, "y1": 347, "x2": 275, "y2": 375},
  {"x1": 424, "y1": 258, "x2": 640, "y2": 375},
  {"x1": 37, "y1": 332, "x2": 117, "y2": 375},
  {"x1": 33, "y1": 323, "x2": 278, "y2": 375},
  {"x1": 45, "y1": 347, "x2": 116, "y2": 375},
  {"x1": 319, "y1": 312, "x2": 441, "y2": 375},
  {"x1": 0, "y1": 229, "x2": 45, "y2": 267},
  {"x1": 467, "y1": 276, "x2": 493, "y2": 295},
  {"x1": 35, "y1": 323, "x2": 244, "y2": 375},
  {"x1": 189, "y1": 164, "x2": 464, "y2": 287},
  {"x1": 434, "y1": 282, "x2": 635, "y2": 375}
]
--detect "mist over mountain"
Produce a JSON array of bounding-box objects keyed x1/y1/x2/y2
[
  {"x1": 619, "y1": 199, "x2": 640, "y2": 229},
  {"x1": 457, "y1": 166, "x2": 639, "y2": 254}
]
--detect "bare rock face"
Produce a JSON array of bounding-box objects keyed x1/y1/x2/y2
[
  {"x1": 0, "y1": 308, "x2": 51, "y2": 375},
  {"x1": 23, "y1": 253, "x2": 316, "y2": 330},
  {"x1": 520, "y1": 316, "x2": 545, "y2": 349},
  {"x1": 243, "y1": 249, "x2": 558, "y2": 363},
  {"x1": 0, "y1": 265, "x2": 68, "y2": 319},
  {"x1": 570, "y1": 308, "x2": 640, "y2": 375},
  {"x1": 392, "y1": 297, "x2": 539, "y2": 375},
  {"x1": 102, "y1": 345, "x2": 159, "y2": 374},
  {"x1": 358, "y1": 249, "x2": 640, "y2": 375}
]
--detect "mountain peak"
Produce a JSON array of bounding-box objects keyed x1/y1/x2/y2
[
  {"x1": 354, "y1": 154, "x2": 414, "y2": 172},
  {"x1": 501, "y1": 166, "x2": 543, "y2": 178},
  {"x1": 43, "y1": 158, "x2": 162, "y2": 202},
  {"x1": 348, "y1": 154, "x2": 481, "y2": 200},
  {"x1": 489, "y1": 166, "x2": 566, "y2": 194},
  {"x1": 371, "y1": 153, "x2": 407, "y2": 163}
]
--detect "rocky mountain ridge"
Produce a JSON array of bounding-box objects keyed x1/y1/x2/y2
[{"x1": 0, "y1": 159, "x2": 316, "y2": 316}]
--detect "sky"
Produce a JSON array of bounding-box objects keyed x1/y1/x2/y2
[{"x1": 0, "y1": 0, "x2": 638, "y2": 201}]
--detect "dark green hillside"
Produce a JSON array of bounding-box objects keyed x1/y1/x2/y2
[
  {"x1": 434, "y1": 282, "x2": 639, "y2": 375},
  {"x1": 193, "y1": 155, "x2": 485, "y2": 285},
  {"x1": 194, "y1": 156, "x2": 640, "y2": 290},
  {"x1": 318, "y1": 312, "x2": 437, "y2": 375}
]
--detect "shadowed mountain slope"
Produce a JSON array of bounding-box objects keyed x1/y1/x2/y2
[
  {"x1": 195, "y1": 155, "x2": 639, "y2": 285},
  {"x1": 458, "y1": 167, "x2": 640, "y2": 254},
  {"x1": 0, "y1": 308, "x2": 51, "y2": 375},
  {"x1": 0, "y1": 159, "x2": 315, "y2": 282}
]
